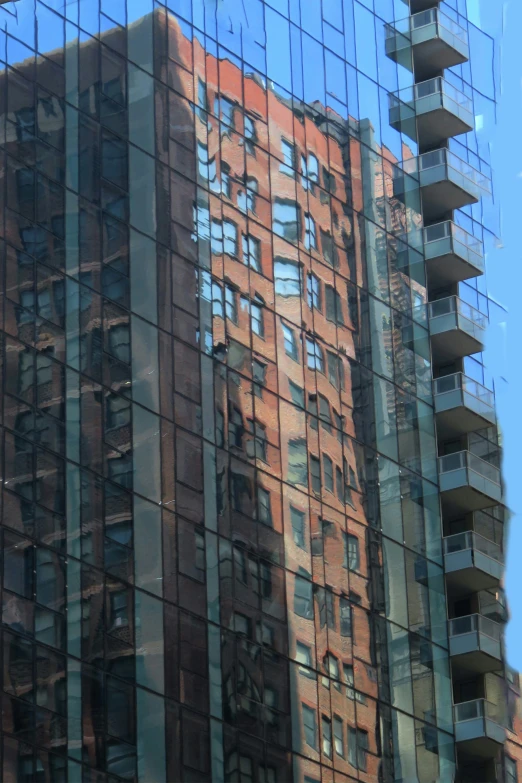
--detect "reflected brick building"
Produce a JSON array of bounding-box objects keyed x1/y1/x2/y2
[{"x1": 0, "y1": 0, "x2": 516, "y2": 782}]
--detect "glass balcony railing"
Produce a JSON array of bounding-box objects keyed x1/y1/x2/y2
[
  {"x1": 454, "y1": 699, "x2": 505, "y2": 728},
  {"x1": 386, "y1": 8, "x2": 468, "y2": 46},
  {"x1": 443, "y1": 530, "x2": 504, "y2": 564},
  {"x1": 411, "y1": 8, "x2": 468, "y2": 42},
  {"x1": 391, "y1": 77, "x2": 473, "y2": 115},
  {"x1": 400, "y1": 148, "x2": 492, "y2": 195},
  {"x1": 449, "y1": 614, "x2": 501, "y2": 642},
  {"x1": 425, "y1": 221, "x2": 484, "y2": 263},
  {"x1": 433, "y1": 372, "x2": 494, "y2": 407},
  {"x1": 429, "y1": 295, "x2": 487, "y2": 330},
  {"x1": 439, "y1": 451, "x2": 501, "y2": 486}
]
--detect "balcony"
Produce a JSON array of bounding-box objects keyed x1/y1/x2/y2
[
  {"x1": 449, "y1": 615, "x2": 502, "y2": 675},
  {"x1": 444, "y1": 532, "x2": 503, "y2": 594},
  {"x1": 386, "y1": 10, "x2": 469, "y2": 78},
  {"x1": 394, "y1": 149, "x2": 492, "y2": 223},
  {"x1": 433, "y1": 373, "x2": 495, "y2": 438},
  {"x1": 429, "y1": 297, "x2": 486, "y2": 363},
  {"x1": 439, "y1": 451, "x2": 503, "y2": 515},
  {"x1": 389, "y1": 78, "x2": 473, "y2": 148},
  {"x1": 454, "y1": 699, "x2": 505, "y2": 756},
  {"x1": 424, "y1": 221, "x2": 484, "y2": 286}
]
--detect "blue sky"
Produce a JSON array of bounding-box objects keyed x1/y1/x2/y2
[{"x1": 486, "y1": 0, "x2": 522, "y2": 669}]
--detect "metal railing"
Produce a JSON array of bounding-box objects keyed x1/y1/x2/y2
[
  {"x1": 400, "y1": 149, "x2": 492, "y2": 194},
  {"x1": 411, "y1": 8, "x2": 468, "y2": 44},
  {"x1": 424, "y1": 221, "x2": 484, "y2": 260},
  {"x1": 428, "y1": 295, "x2": 487, "y2": 330},
  {"x1": 449, "y1": 614, "x2": 501, "y2": 641},
  {"x1": 454, "y1": 698, "x2": 505, "y2": 726},
  {"x1": 391, "y1": 77, "x2": 472, "y2": 114},
  {"x1": 386, "y1": 8, "x2": 468, "y2": 45},
  {"x1": 439, "y1": 450, "x2": 501, "y2": 486},
  {"x1": 443, "y1": 530, "x2": 503, "y2": 563},
  {"x1": 433, "y1": 372, "x2": 494, "y2": 408}
]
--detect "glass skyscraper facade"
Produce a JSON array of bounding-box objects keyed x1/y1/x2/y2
[{"x1": 0, "y1": 0, "x2": 517, "y2": 781}]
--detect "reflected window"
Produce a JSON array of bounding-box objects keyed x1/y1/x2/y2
[
  {"x1": 308, "y1": 394, "x2": 318, "y2": 431},
  {"x1": 288, "y1": 438, "x2": 308, "y2": 487},
  {"x1": 253, "y1": 360, "x2": 266, "y2": 396},
  {"x1": 251, "y1": 301, "x2": 264, "y2": 337},
  {"x1": 197, "y1": 142, "x2": 209, "y2": 180},
  {"x1": 290, "y1": 506, "x2": 305, "y2": 549},
  {"x1": 340, "y1": 598, "x2": 352, "y2": 637},
  {"x1": 506, "y1": 758, "x2": 518, "y2": 783},
  {"x1": 296, "y1": 641, "x2": 313, "y2": 672},
  {"x1": 225, "y1": 285, "x2": 238, "y2": 323},
  {"x1": 109, "y1": 590, "x2": 129, "y2": 629},
  {"x1": 302, "y1": 703, "x2": 317, "y2": 749},
  {"x1": 304, "y1": 214, "x2": 317, "y2": 250},
  {"x1": 197, "y1": 78, "x2": 207, "y2": 120},
  {"x1": 320, "y1": 229, "x2": 338, "y2": 268},
  {"x1": 257, "y1": 487, "x2": 272, "y2": 526},
  {"x1": 246, "y1": 177, "x2": 257, "y2": 213},
  {"x1": 223, "y1": 220, "x2": 238, "y2": 256},
  {"x1": 310, "y1": 455, "x2": 321, "y2": 494},
  {"x1": 282, "y1": 323, "x2": 299, "y2": 361},
  {"x1": 318, "y1": 395, "x2": 331, "y2": 432},
  {"x1": 307, "y1": 273, "x2": 321, "y2": 310},
  {"x1": 336, "y1": 466, "x2": 344, "y2": 500},
  {"x1": 289, "y1": 381, "x2": 304, "y2": 408},
  {"x1": 108, "y1": 325, "x2": 130, "y2": 365},
  {"x1": 322, "y1": 716, "x2": 332, "y2": 758},
  {"x1": 280, "y1": 139, "x2": 296, "y2": 176},
  {"x1": 106, "y1": 393, "x2": 130, "y2": 430},
  {"x1": 323, "y1": 454, "x2": 334, "y2": 493},
  {"x1": 16, "y1": 107, "x2": 35, "y2": 142},
  {"x1": 244, "y1": 114, "x2": 256, "y2": 155},
  {"x1": 294, "y1": 575, "x2": 313, "y2": 619},
  {"x1": 344, "y1": 534, "x2": 360, "y2": 572},
  {"x1": 273, "y1": 199, "x2": 299, "y2": 243},
  {"x1": 349, "y1": 728, "x2": 368, "y2": 772},
  {"x1": 344, "y1": 664, "x2": 355, "y2": 699},
  {"x1": 334, "y1": 716, "x2": 344, "y2": 757},
  {"x1": 325, "y1": 285, "x2": 344, "y2": 324},
  {"x1": 215, "y1": 94, "x2": 235, "y2": 131},
  {"x1": 242, "y1": 234, "x2": 261, "y2": 270},
  {"x1": 306, "y1": 338, "x2": 324, "y2": 372},
  {"x1": 274, "y1": 259, "x2": 301, "y2": 297}
]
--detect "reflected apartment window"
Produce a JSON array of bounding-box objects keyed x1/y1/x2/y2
[
  {"x1": 322, "y1": 716, "x2": 332, "y2": 758},
  {"x1": 306, "y1": 338, "x2": 324, "y2": 372},
  {"x1": 302, "y1": 703, "x2": 317, "y2": 749},
  {"x1": 334, "y1": 716, "x2": 344, "y2": 757},
  {"x1": 280, "y1": 139, "x2": 296, "y2": 176},
  {"x1": 344, "y1": 533, "x2": 360, "y2": 572},
  {"x1": 242, "y1": 234, "x2": 261, "y2": 271},
  {"x1": 282, "y1": 323, "x2": 299, "y2": 361},
  {"x1": 289, "y1": 381, "x2": 304, "y2": 408},
  {"x1": 223, "y1": 219, "x2": 238, "y2": 256},
  {"x1": 257, "y1": 487, "x2": 272, "y2": 526},
  {"x1": 349, "y1": 728, "x2": 368, "y2": 772},
  {"x1": 225, "y1": 285, "x2": 238, "y2": 323},
  {"x1": 307, "y1": 273, "x2": 321, "y2": 310},
  {"x1": 304, "y1": 213, "x2": 317, "y2": 250},
  {"x1": 294, "y1": 574, "x2": 313, "y2": 619},
  {"x1": 323, "y1": 454, "x2": 334, "y2": 493},
  {"x1": 274, "y1": 259, "x2": 301, "y2": 297},
  {"x1": 506, "y1": 757, "x2": 518, "y2": 783},
  {"x1": 340, "y1": 597, "x2": 352, "y2": 637},
  {"x1": 288, "y1": 438, "x2": 308, "y2": 487},
  {"x1": 273, "y1": 199, "x2": 299, "y2": 243},
  {"x1": 244, "y1": 114, "x2": 256, "y2": 155},
  {"x1": 296, "y1": 641, "x2": 313, "y2": 672},
  {"x1": 251, "y1": 300, "x2": 264, "y2": 337},
  {"x1": 290, "y1": 505, "x2": 306, "y2": 548},
  {"x1": 310, "y1": 454, "x2": 321, "y2": 494}
]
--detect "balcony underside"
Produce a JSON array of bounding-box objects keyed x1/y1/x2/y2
[
  {"x1": 434, "y1": 395, "x2": 496, "y2": 439},
  {"x1": 450, "y1": 634, "x2": 502, "y2": 676},
  {"x1": 455, "y1": 723, "x2": 505, "y2": 757},
  {"x1": 430, "y1": 324, "x2": 483, "y2": 364},
  {"x1": 440, "y1": 472, "x2": 502, "y2": 517},
  {"x1": 412, "y1": 34, "x2": 469, "y2": 81},
  {"x1": 444, "y1": 549, "x2": 503, "y2": 595},
  {"x1": 417, "y1": 104, "x2": 473, "y2": 149},
  {"x1": 426, "y1": 247, "x2": 483, "y2": 287},
  {"x1": 410, "y1": 0, "x2": 439, "y2": 11},
  {"x1": 420, "y1": 171, "x2": 480, "y2": 222}
]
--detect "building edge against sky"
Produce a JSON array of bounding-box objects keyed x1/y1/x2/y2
[{"x1": 0, "y1": 0, "x2": 519, "y2": 782}]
